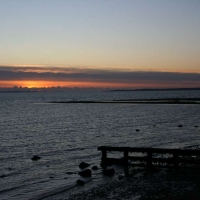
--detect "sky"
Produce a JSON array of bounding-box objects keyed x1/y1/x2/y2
[{"x1": 0, "y1": 0, "x2": 200, "y2": 88}]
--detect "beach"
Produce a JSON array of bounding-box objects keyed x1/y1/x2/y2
[{"x1": 43, "y1": 166, "x2": 200, "y2": 200}]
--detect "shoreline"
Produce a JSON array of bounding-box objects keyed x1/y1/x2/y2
[
  {"x1": 43, "y1": 166, "x2": 200, "y2": 200},
  {"x1": 49, "y1": 98, "x2": 200, "y2": 104}
]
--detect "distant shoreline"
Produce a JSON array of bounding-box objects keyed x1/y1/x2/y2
[
  {"x1": 50, "y1": 98, "x2": 200, "y2": 104},
  {"x1": 110, "y1": 88, "x2": 200, "y2": 92},
  {"x1": 0, "y1": 87, "x2": 200, "y2": 93}
]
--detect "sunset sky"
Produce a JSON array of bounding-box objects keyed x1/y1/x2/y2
[{"x1": 0, "y1": 0, "x2": 200, "y2": 88}]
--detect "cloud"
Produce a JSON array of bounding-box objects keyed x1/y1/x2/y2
[
  {"x1": 0, "y1": 65, "x2": 114, "y2": 74},
  {"x1": 0, "y1": 65, "x2": 200, "y2": 86}
]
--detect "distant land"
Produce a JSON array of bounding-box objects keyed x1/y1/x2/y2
[
  {"x1": 110, "y1": 88, "x2": 200, "y2": 92},
  {"x1": 0, "y1": 86, "x2": 102, "y2": 93},
  {"x1": 0, "y1": 87, "x2": 200, "y2": 93}
]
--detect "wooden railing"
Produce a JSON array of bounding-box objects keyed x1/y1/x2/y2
[{"x1": 98, "y1": 146, "x2": 200, "y2": 168}]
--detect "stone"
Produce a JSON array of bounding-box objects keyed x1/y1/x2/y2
[
  {"x1": 194, "y1": 126, "x2": 198, "y2": 128},
  {"x1": 78, "y1": 169, "x2": 92, "y2": 177},
  {"x1": 31, "y1": 155, "x2": 41, "y2": 161},
  {"x1": 103, "y1": 168, "x2": 115, "y2": 176},
  {"x1": 77, "y1": 179, "x2": 85, "y2": 185},
  {"x1": 66, "y1": 172, "x2": 74, "y2": 175},
  {"x1": 0, "y1": 174, "x2": 6, "y2": 178},
  {"x1": 177, "y1": 125, "x2": 183, "y2": 128},
  {"x1": 79, "y1": 162, "x2": 90, "y2": 169},
  {"x1": 118, "y1": 174, "x2": 125, "y2": 180},
  {"x1": 136, "y1": 129, "x2": 140, "y2": 132},
  {"x1": 92, "y1": 166, "x2": 98, "y2": 170}
]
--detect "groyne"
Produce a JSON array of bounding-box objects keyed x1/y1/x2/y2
[{"x1": 98, "y1": 146, "x2": 200, "y2": 168}]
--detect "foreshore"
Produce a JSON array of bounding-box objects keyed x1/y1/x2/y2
[{"x1": 43, "y1": 166, "x2": 200, "y2": 200}]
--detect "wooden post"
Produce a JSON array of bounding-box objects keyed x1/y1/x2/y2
[
  {"x1": 147, "y1": 151, "x2": 152, "y2": 168},
  {"x1": 124, "y1": 150, "x2": 128, "y2": 166},
  {"x1": 173, "y1": 152, "x2": 179, "y2": 169},
  {"x1": 102, "y1": 149, "x2": 107, "y2": 165}
]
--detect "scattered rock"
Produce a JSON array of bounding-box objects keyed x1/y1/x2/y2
[
  {"x1": 118, "y1": 174, "x2": 125, "y2": 180},
  {"x1": 136, "y1": 129, "x2": 140, "y2": 132},
  {"x1": 77, "y1": 179, "x2": 85, "y2": 185},
  {"x1": 103, "y1": 168, "x2": 115, "y2": 176},
  {"x1": 0, "y1": 174, "x2": 6, "y2": 178},
  {"x1": 92, "y1": 166, "x2": 98, "y2": 170},
  {"x1": 78, "y1": 169, "x2": 92, "y2": 177},
  {"x1": 66, "y1": 172, "x2": 74, "y2": 175},
  {"x1": 31, "y1": 155, "x2": 41, "y2": 161},
  {"x1": 177, "y1": 125, "x2": 183, "y2": 128},
  {"x1": 79, "y1": 162, "x2": 90, "y2": 169}
]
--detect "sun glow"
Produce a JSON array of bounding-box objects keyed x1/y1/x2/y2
[
  {"x1": 0, "y1": 80, "x2": 143, "y2": 88},
  {"x1": 1, "y1": 80, "x2": 199, "y2": 89}
]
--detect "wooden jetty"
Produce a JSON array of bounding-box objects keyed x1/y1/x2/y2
[{"x1": 98, "y1": 146, "x2": 200, "y2": 168}]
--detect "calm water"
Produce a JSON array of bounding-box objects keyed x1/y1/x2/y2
[{"x1": 0, "y1": 90, "x2": 200, "y2": 200}]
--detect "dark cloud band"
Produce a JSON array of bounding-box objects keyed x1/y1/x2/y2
[{"x1": 0, "y1": 66, "x2": 200, "y2": 84}]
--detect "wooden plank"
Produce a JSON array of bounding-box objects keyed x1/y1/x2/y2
[
  {"x1": 104, "y1": 157, "x2": 124, "y2": 165},
  {"x1": 178, "y1": 159, "x2": 200, "y2": 164},
  {"x1": 98, "y1": 146, "x2": 200, "y2": 155},
  {"x1": 128, "y1": 156, "x2": 147, "y2": 162}
]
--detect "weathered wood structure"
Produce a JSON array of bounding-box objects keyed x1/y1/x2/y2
[{"x1": 98, "y1": 146, "x2": 200, "y2": 168}]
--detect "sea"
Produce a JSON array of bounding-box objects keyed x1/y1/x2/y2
[{"x1": 0, "y1": 89, "x2": 200, "y2": 200}]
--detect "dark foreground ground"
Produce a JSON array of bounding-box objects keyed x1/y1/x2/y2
[{"x1": 44, "y1": 166, "x2": 200, "y2": 200}]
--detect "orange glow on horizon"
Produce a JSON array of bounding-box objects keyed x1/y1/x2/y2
[
  {"x1": 0, "y1": 80, "x2": 200, "y2": 89},
  {"x1": 0, "y1": 80, "x2": 145, "y2": 88}
]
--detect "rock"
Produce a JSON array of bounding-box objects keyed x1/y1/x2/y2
[
  {"x1": 0, "y1": 174, "x2": 6, "y2": 178},
  {"x1": 78, "y1": 169, "x2": 92, "y2": 177},
  {"x1": 92, "y1": 166, "x2": 98, "y2": 170},
  {"x1": 136, "y1": 129, "x2": 140, "y2": 132},
  {"x1": 31, "y1": 155, "x2": 41, "y2": 161},
  {"x1": 118, "y1": 174, "x2": 125, "y2": 180},
  {"x1": 66, "y1": 172, "x2": 74, "y2": 175},
  {"x1": 79, "y1": 162, "x2": 90, "y2": 169},
  {"x1": 194, "y1": 126, "x2": 198, "y2": 128},
  {"x1": 177, "y1": 125, "x2": 183, "y2": 128},
  {"x1": 103, "y1": 168, "x2": 115, "y2": 176},
  {"x1": 77, "y1": 179, "x2": 85, "y2": 185}
]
